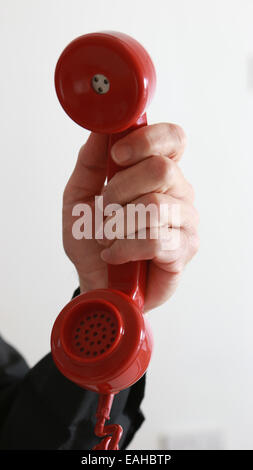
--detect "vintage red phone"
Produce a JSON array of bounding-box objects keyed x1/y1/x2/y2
[{"x1": 51, "y1": 31, "x2": 156, "y2": 450}]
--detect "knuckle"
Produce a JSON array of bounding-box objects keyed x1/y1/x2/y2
[
  {"x1": 185, "y1": 203, "x2": 199, "y2": 228},
  {"x1": 143, "y1": 128, "x2": 155, "y2": 155},
  {"x1": 189, "y1": 232, "x2": 200, "y2": 256},
  {"x1": 169, "y1": 123, "x2": 187, "y2": 152},
  {"x1": 149, "y1": 194, "x2": 167, "y2": 225},
  {"x1": 170, "y1": 261, "x2": 184, "y2": 276},
  {"x1": 77, "y1": 143, "x2": 86, "y2": 159},
  {"x1": 186, "y1": 182, "x2": 195, "y2": 202},
  {"x1": 145, "y1": 123, "x2": 167, "y2": 155},
  {"x1": 106, "y1": 173, "x2": 123, "y2": 203},
  {"x1": 148, "y1": 155, "x2": 173, "y2": 188},
  {"x1": 192, "y1": 205, "x2": 200, "y2": 226},
  {"x1": 150, "y1": 237, "x2": 163, "y2": 256},
  {"x1": 149, "y1": 192, "x2": 162, "y2": 209}
]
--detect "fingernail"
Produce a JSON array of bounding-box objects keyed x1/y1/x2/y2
[
  {"x1": 100, "y1": 248, "x2": 111, "y2": 261},
  {"x1": 111, "y1": 143, "x2": 132, "y2": 163}
]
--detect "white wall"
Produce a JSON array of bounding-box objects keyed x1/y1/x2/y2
[{"x1": 0, "y1": 0, "x2": 252, "y2": 450}]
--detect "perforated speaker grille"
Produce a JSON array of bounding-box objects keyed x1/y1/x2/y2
[{"x1": 70, "y1": 309, "x2": 120, "y2": 359}]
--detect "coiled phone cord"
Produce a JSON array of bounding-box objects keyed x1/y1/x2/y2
[{"x1": 92, "y1": 393, "x2": 123, "y2": 450}]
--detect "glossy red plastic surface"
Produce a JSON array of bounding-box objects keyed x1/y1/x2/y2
[
  {"x1": 51, "y1": 30, "x2": 156, "y2": 449},
  {"x1": 51, "y1": 288, "x2": 153, "y2": 394},
  {"x1": 107, "y1": 113, "x2": 148, "y2": 313},
  {"x1": 93, "y1": 394, "x2": 123, "y2": 450},
  {"x1": 55, "y1": 31, "x2": 156, "y2": 134}
]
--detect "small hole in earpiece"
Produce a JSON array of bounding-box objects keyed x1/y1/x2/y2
[
  {"x1": 86, "y1": 351, "x2": 90, "y2": 356},
  {"x1": 97, "y1": 340, "x2": 101, "y2": 345},
  {"x1": 90, "y1": 324, "x2": 94, "y2": 328},
  {"x1": 100, "y1": 349, "x2": 105, "y2": 354},
  {"x1": 102, "y1": 334, "x2": 106, "y2": 339},
  {"x1": 80, "y1": 347, "x2": 84, "y2": 352},
  {"x1": 93, "y1": 351, "x2": 97, "y2": 356},
  {"x1": 90, "y1": 341, "x2": 94, "y2": 346}
]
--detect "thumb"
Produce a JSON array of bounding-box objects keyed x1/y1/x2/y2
[{"x1": 64, "y1": 132, "x2": 108, "y2": 203}]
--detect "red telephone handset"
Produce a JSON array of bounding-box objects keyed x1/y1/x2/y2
[{"x1": 51, "y1": 31, "x2": 156, "y2": 450}]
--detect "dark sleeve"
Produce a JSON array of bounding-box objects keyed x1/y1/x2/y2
[{"x1": 0, "y1": 289, "x2": 146, "y2": 450}]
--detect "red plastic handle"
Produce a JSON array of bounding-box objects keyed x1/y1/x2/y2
[
  {"x1": 92, "y1": 114, "x2": 148, "y2": 450},
  {"x1": 106, "y1": 113, "x2": 147, "y2": 312},
  {"x1": 51, "y1": 30, "x2": 156, "y2": 451}
]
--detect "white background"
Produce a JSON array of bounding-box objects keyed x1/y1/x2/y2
[{"x1": 0, "y1": 0, "x2": 252, "y2": 450}]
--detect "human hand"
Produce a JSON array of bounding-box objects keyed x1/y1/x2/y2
[{"x1": 62, "y1": 123, "x2": 199, "y2": 312}]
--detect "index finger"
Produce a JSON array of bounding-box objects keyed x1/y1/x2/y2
[{"x1": 111, "y1": 122, "x2": 186, "y2": 166}]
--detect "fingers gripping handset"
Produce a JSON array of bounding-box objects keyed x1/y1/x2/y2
[{"x1": 51, "y1": 31, "x2": 156, "y2": 450}]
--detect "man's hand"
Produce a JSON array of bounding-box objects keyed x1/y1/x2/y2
[{"x1": 63, "y1": 123, "x2": 199, "y2": 312}]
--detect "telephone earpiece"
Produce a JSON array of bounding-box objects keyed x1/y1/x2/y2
[{"x1": 51, "y1": 31, "x2": 156, "y2": 450}]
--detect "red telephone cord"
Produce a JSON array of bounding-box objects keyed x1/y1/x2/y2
[{"x1": 92, "y1": 393, "x2": 123, "y2": 450}]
